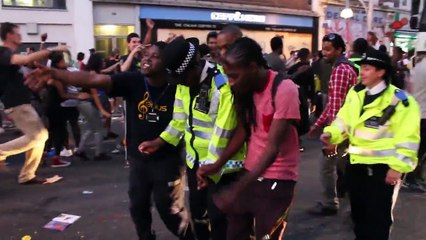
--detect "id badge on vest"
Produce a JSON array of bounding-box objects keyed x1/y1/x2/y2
[
  {"x1": 146, "y1": 110, "x2": 159, "y2": 123},
  {"x1": 364, "y1": 116, "x2": 380, "y2": 129}
]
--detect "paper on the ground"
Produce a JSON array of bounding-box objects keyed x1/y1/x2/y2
[
  {"x1": 43, "y1": 213, "x2": 81, "y2": 232},
  {"x1": 43, "y1": 175, "x2": 63, "y2": 184}
]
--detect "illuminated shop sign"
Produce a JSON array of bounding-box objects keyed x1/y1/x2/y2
[{"x1": 210, "y1": 11, "x2": 266, "y2": 23}]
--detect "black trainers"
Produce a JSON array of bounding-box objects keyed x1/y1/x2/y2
[
  {"x1": 94, "y1": 153, "x2": 112, "y2": 161},
  {"x1": 104, "y1": 132, "x2": 119, "y2": 140},
  {"x1": 74, "y1": 151, "x2": 89, "y2": 161},
  {"x1": 308, "y1": 202, "x2": 338, "y2": 216}
]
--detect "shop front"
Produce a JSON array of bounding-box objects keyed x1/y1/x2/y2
[
  {"x1": 325, "y1": 5, "x2": 387, "y2": 44},
  {"x1": 391, "y1": 12, "x2": 417, "y2": 52},
  {"x1": 139, "y1": 5, "x2": 317, "y2": 57}
]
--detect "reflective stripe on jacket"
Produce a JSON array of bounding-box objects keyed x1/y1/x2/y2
[
  {"x1": 160, "y1": 66, "x2": 245, "y2": 182},
  {"x1": 324, "y1": 84, "x2": 421, "y2": 173}
]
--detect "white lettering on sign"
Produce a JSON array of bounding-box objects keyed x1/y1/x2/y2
[{"x1": 210, "y1": 11, "x2": 266, "y2": 23}]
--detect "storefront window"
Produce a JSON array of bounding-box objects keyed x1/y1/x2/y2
[
  {"x1": 2, "y1": 0, "x2": 66, "y2": 9},
  {"x1": 94, "y1": 25, "x2": 135, "y2": 57},
  {"x1": 394, "y1": 32, "x2": 417, "y2": 52},
  {"x1": 94, "y1": 25, "x2": 135, "y2": 36}
]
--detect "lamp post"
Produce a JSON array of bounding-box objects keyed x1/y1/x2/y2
[{"x1": 340, "y1": 0, "x2": 374, "y2": 31}]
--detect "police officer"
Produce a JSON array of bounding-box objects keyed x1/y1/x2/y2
[
  {"x1": 321, "y1": 49, "x2": 421, "y2": 240},
  {"x1": 139, "y1": 38, "x2": 245, "y2": 240}
]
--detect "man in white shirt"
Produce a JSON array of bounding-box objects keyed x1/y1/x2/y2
[{"x1": 405, "y1": 52, "x2": 426, "y2": 192}]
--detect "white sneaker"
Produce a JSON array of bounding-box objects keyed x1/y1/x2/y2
[
  {"x1": 60, "y1": 148, "x2": 73, "y2": 157},
  {"x1": 0, "y1": 127, "x2": 5, "y2": 134}
]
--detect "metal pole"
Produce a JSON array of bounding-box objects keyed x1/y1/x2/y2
[
  {"x1": 357, "y1": 0, "x2": 374, "y2": 31},
  {"x1": 367, "y1": 0, "x2": 374, "y2": 31}
]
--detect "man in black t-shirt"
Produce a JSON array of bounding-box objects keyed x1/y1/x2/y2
[
  {"x1": 287, "y1": 48, "x2": 315, "y2": 103},
  {"x1": 0, "y1": 22, "x2": 68, "y2": 184},
  {"x1": 26, "y1": 42, "x2": 194, "y2": 240}
]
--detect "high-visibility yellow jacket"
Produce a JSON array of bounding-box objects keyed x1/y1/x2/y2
[
  {"x1": 160, "y1": 65, "x2": 245, "y2": 182},
  {"x1": 324, "y1": 83, "x2": 421, "y2": 173},
  {"x1": 348, "y1": 57, "x2": 361, "y2": 82}
]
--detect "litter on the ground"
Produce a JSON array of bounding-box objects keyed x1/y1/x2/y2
[
  {"x1": 43, "y1": 175, "x2": 63, "y2": 184},
  {"x1": 43, "y1": 213, "x2": 81, "y2": 232}
]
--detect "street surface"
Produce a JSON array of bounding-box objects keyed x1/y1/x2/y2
[{"x1": 0, "y1": 119, "x2": 425, "y2": 240}]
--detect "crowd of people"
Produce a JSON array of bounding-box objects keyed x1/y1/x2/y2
[{"x1": 0, "y1": 18, "x2": 424, "y2": 240}]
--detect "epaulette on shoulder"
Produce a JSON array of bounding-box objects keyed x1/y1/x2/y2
[
  {"x1": 395, "y1": 89, "x2": 409, "y2": 107},
  {"x1": 213, "y1": 70, "x2": 227, "y2": 89},
  {"x1": 354, "y1": 83, "x2": 366, "y2": 92}
]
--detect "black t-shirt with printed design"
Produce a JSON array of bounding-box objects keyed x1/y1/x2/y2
[
  {"x1": 110, "y1": 72, "x2": 179, "y2": 161},
  {"x1": 0, "y1": 46, "x2": 31, "y2": 109}
]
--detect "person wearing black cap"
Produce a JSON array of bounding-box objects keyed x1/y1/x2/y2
[
  {"x1": 139, "y1": 37, "x2": 245, "y2": 240},
  {"x1": 308, "y1": 33, "x2": 358, "y2": 216},
  {"x1": 321, "y1": 49, "x2": 420, "y2": 240},
  {"x1": 25, "y1": 42, "x2": 194, "y2": 240}
]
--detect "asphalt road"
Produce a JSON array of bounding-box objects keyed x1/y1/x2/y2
[{"x1": 0, "y1": 121, "x2": 425, "y2": 240}]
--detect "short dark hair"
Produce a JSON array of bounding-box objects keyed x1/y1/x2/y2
[
  {"x1": 199, "y1": 44, "x2": 210, "y2": 58},
  {"x1": 408, "y1": 48, "x2": 415, "y2": 57},
  {"x1": 220, "y1": 25, "x2": 243, "y2": 39},
  {"x1": 50, "y1": 51, "x2": 65, "y2": 69},
  {"x1": 77, "y1": 52, "x2": 85, "y2": 61},
  {"x1": 270, "y1": 37, "x2": 283, "y2": 52},
  {"x1": 0, "y1": 22, "x2": 18, "y2": 41},
  {"x1": 152, "y1": 41, "x2": 167, "y2": 51},
  {"x1": 207, "y1": 31, "x2": 218, "y2": 42},
  {"x1": 379, "y1": 45, "x2": 387, "y2": 53},
  {"x1": 298, "y1": 48, "x2": 310, "y2": 60},
  {"x1": 394, "y1": 46, "x2": 404, "y2": 55},
  {"x1": 322, "y1": 33, "x2": 346, "y2": 53},
  {"x1": 352, "y1": 38, "x2": 369, "y2": 55},
  {"x1": 126, "y1": 32, "x2": 140, "y2": 43},
  {"x1": 86, "y1": 53, "x2": 104, "y2": 73}
]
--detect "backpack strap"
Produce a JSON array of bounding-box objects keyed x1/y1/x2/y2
[{"x1": 271, "y1": 73, "x2": 285, "y2": 111}]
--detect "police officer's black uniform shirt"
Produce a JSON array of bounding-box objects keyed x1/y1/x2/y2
[
  {"x1": 109, "y1": 72, "x2": 178, "y2": 160},
  {"x1": 0, "y1": 46, "x2": 31, "y2": 109}
]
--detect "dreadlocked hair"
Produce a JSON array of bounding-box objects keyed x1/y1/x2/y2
[{"x1": 225, "y1": 37, "x2": 269, "y2": 138}]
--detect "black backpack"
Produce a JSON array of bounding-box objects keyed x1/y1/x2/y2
[{"x1": 271, "y1": 73, "x2": 310, "y2": 136}]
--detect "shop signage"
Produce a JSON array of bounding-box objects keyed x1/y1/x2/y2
[
  {"x1": 325, "y1": 5, "x2": 387, "y2": 43},
  {"x1": 210, "y1": 11, "x2": 266, "y2": 23},
  {"x1": 140, "y1": 5, "x2": 314, "y2": 28}
]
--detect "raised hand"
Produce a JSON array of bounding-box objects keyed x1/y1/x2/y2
[
  {"x1": 24, "y1": 63, "x2": 54, "y2": 92},
  {"x1": 146, "y1": 19, "x2": 155, "y2": 30}
]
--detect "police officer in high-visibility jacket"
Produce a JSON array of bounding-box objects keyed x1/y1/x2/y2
[
  {"x1": 139, "y1": 38, "x2": 245, "y2": 240},
  {"x1": 321, "y1": 49, "x2": 421, "y2": 240}
]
